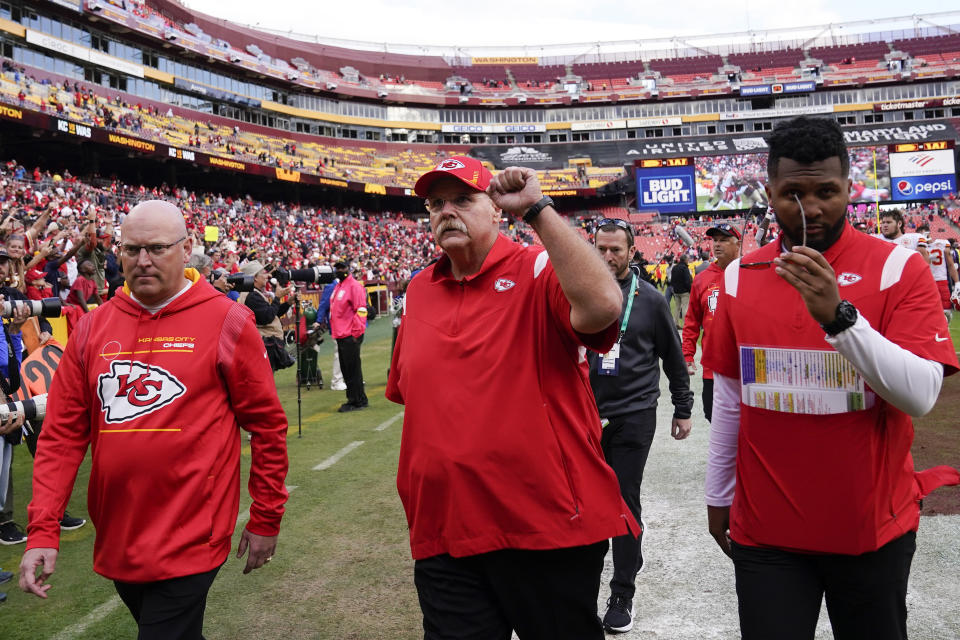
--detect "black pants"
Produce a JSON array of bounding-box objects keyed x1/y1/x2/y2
[
  {"x1": 336, "y1": 335, "x2": 367, "y2": 407},
  {"x1": 702, "y1": 377, "x2": 714, "y2": 423},
  {"x1": 732, "y1": 531, "x2": 916, "y2": 640},
  {"x1": 414, "y1": 541, "x2": 608, "y2": 640},
  {"x1": 0, "y1": 444, "x2": 12, "y2": 523},
  {"x1": 114, "y1": 566, "x2": 220, "y2": 640},
  {"x1": 600, "y1": 409, "x2": 656, "y2": 599}
]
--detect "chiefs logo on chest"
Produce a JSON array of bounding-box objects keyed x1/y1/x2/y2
[{"x1": 97, "y1": 361, "x2": 186, "y2": 423}]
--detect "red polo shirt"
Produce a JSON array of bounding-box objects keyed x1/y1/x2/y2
[
  {"x1": 703, "y1": 223, "x2": 958, "y2": 555},
  {"x1": 386, "y1": 234, "x2": 638, "y2": 560}
]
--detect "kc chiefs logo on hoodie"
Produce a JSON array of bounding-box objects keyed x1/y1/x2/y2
[{"x1": 97, "y1": 360, "x2": 187, "y2": 423}]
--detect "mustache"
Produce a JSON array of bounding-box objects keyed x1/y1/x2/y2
[{"x1": 436, "y1": 219, "x2": 468, "y2": 236}]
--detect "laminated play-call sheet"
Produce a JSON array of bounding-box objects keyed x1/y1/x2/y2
[{"x1": 739, "y1": 346, "x2": 874, "y2": 415}]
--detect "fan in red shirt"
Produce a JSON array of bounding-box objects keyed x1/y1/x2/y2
[
  {"x1": 65, "y1": 259, "x2": 101, "y2": 312},
  {"x1": 682, "y1": 222, "x2": 741, "y2": 422},
  {"x1": 24, "y1": 268, "x2": 52, "y2": 301},
  {"x1": 702, "y1": 117, "x2": 959, "y2": 640}
]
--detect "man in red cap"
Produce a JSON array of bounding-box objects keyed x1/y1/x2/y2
[
  {"x1": 682, "y1": 222, "x2": 741, "y2": 422},
  {"x1": 387, "y1": 156, "x2": 638, "y2": 638}
]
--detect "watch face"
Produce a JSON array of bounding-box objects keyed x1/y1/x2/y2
[{"x1": 839, "y1": 301, "x2": 857, "y2": 322}]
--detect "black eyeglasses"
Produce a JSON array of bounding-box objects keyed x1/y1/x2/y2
[
  {"x1": 597, "y1": 218, "x2": 634, "y2": 240},
  {"x1": 740, "y1": 195, "x2": 806, "y2": 270},
  {"x1": 117, "y1": 236, "x2": 187, "y2": 259}
]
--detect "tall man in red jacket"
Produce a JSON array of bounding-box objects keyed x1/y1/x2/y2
[
  {"x1": 388, "y1": 156, "x2": 637, "y2": 638},
  {"x1": 682, "y1": 222, "x2": 740, "y2": 422},
  {"x1": 703, "y1": 117, "x2": 959, "y2": 640},
  {"x1": 19, "y1": 200, "x2": 289, "y2": 639},
  {"x1": 330, "y1": 260, "x2": 368, "y2": 412}
]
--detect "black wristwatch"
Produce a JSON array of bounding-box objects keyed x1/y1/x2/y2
[
  {"x1": 522, "y1": 196, "x2": 554, "y2": 224},
  {"x1": 820, "y1": 300, "x2": 858, "y2": 336}
]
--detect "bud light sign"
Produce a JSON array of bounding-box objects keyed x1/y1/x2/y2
[
  {"x1": 891, "y1": 174, "x2": 957, "y2": 201},
  {"x1": 635, "y1": 165, "x2": 696, "y2": 213}
]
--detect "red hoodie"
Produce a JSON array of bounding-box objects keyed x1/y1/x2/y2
[{"x1": 27, "y1": 269, "x2": 289, "y2": 582}]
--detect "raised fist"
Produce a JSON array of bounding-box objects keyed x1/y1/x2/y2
[{"x1": 485, "y1": 167, "x2": 543, "y2": 219}]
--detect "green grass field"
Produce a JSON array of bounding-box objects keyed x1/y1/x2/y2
[{"x1": 1, "y1": 309, "x2": 958, "y2": 639}]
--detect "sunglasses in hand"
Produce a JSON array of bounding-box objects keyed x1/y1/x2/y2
[{"x1": 740, "y1": 194, "x2": 806, "y2": 270}]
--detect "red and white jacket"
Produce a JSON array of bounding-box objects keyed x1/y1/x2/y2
[
  {"x1": 682, "y1": 262, "x2": 724, "y2": 379},
  {"x1": 27, "y1": 270, "x2": 289, "y2": 582}
]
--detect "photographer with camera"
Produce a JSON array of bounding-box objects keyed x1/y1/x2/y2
[
  {"x1": 0, "y1": 243, "x2": 68, "y2": 549},
  {"x1": 239, "y1": 260, "x2": 295, "y2": 372}
]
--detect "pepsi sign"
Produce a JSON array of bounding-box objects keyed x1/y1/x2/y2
[
  {"x1": 635, "y1": 165, "x2": 696, "y2": 213},
  {"x1": 891, "y1": 174, "x2": 957, "y2": 201}
]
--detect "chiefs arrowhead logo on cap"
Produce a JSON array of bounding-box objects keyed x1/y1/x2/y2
[
  {"x1": 97, "y1": 360, "x2": 186, "y2": 423},
  {"x1": 437, "y1": 159, "x2": 466, "y2": 171},
  {"x1": 415, "y1": 155, "x2": 492, "y2": 197}
]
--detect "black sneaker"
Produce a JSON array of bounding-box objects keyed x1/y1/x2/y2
[
  {"x1": 0, "y1": 568, "x2": 12, "y2": 584},
  {"x1": 0, "y1": 591, "x2": 6, "y2": 603},
  {"x1": 602, "y1": 593, "x2": 633, "y2": 633},
  {"x1": 337, "y1": 403, "x2": 359, "y2": 413},
  {"x1": 60, "y1": 512, "x2": 86, "y2": 531},
  {"x1": 0, "y1": 521, "x2": 26, "y2": 545}
]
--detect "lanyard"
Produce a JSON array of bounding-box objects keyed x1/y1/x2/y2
[{"x1": 617, "y1": 273, "x2": 638, "y2": 344}]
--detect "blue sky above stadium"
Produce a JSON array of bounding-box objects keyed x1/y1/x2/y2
[{"x1": 182, "y1": 0, "x2": 959, "y2": 49}]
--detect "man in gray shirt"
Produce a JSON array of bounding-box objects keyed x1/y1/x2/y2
[{"x1": 589, "y1": 218, "x2": 694, "y2": 634}]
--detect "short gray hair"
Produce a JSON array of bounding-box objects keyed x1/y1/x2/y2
[{"x1": 186, "y1": 253, "x2": 213, "y2": 271}]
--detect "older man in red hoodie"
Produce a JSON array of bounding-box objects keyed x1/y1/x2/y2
[{"x1": 19, "y1": 200, "x2": 288, "y2": 639}]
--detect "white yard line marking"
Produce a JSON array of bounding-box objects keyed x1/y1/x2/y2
[
  {"x1": 374, "y1": 411, "x2": 404, "y2": 432},
  {"x1": 313, "y1": 441, "x2": 365, "y2": 471},
  {"x1": 52, "y1": 595, "x2": 122, "y2": 640}
]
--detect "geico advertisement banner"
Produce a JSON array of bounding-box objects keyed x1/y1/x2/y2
[
  {"x1": 635, "y1": 165, "x2": 696, "y2": 213},
  {"x1": 891, "y1": 174, "x2": 957, "y2": 201},
  {"x1": 888, "y1": 149, "x2": 956, "y2": 177}
]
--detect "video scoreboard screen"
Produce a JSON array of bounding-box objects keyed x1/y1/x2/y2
[
  {"x1": 887, "y1": 139, "x2": 956, "y2": 201},
  {"x1": 634, "y1": 157, "x2": 696, "y2": 214},
  {"x1": 694, "y1": 153, "x2": 768, "y2": 211}
]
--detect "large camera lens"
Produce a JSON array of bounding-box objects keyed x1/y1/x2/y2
[
  {"x1": 273, "y1": 266, "x2": 335, "y2": 286},
  {"x1": 226, "y1": 274, "x2": 255, "y2": 292},
  {"x1": 0, "y1": 297, "x2": 62, "y2": 318}
]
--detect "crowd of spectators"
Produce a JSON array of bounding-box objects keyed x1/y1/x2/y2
[{"x1": 0, "y1": 159, "x2": 447, "y2": 301}]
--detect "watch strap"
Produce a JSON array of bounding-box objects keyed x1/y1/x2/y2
[
  {"x1": 820, "y1": 300, "x2": 858, "y2": 336},
  {"x1": 522, "y1": 196, "x2": 554, "y2": 224}
]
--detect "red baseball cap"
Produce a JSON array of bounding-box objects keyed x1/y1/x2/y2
[{"x1": 414, "y1": 156, "x2": 492, "y2": 198}]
